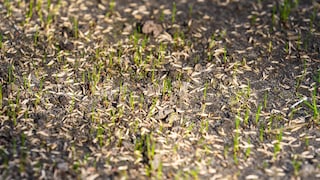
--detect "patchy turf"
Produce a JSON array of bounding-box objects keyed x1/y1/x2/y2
[{"x1": 0, "y1": 0, "x2": 319, "y2": 179}]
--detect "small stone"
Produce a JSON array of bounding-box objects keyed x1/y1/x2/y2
[
  {"x1": 58, "y1": 95, "x2": 69, "y2": 107},
  {"x1": 142, "y1": 20, "x2": 163, "y2": 37},
  {"x1": 57, "y1": 162, "x2": 69, "y2": 171},
  {"x1": 194, "y1": 64, "x2": 202, "y2": 71}
]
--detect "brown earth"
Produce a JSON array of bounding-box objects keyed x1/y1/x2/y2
[{"x1": 0, "y1": 0, "x2": 319, "y2": 179}]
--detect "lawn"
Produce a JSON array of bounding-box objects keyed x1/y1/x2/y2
[{"x1": 0, "y1": 0, "x2": 319, "y2": 179}]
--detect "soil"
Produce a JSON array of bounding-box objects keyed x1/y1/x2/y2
[{"x1": 0, "y1": 0, "x2": 320, "y2": 179}]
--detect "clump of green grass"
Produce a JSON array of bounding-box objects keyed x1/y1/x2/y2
[
  {"x1": 278, "y1": 0, "x2": 299, "y2": 25},
  {"x1": 86, "y1": 62, "x2": 103, "y2": 95},
  {"x1": 279, "y1": 0, "x2": 290, "y2": 23},
  {"x1": 134, "y1": 134, "x2": 156, "y2": 177}
]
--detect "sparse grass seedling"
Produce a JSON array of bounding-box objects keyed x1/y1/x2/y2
[
  {"x1": 159, "y1": 9, "x2": 165, "y2": 22},
  {"x1": 8, "y1": 64, "x2": 15, "y2": 84},
  {"x1": 129, "y1": 92, "x2": 135, "y2": 110},
  {"x1": 185, "y1": 122, "x2": 195, "y2": 136},
  {"x1": 47, "y1": 0, "x2": 51, "y2": 11},
  {"x1": 26, "y1": 0, "x2": 34, "y2": 21},
  {"x1": 36, "y1": 0, "x2": 42, "y2": 18},
  {"x1": 7, "y1": 97, "x2": 17, "y2": 126},
  {"x1": 303, "y1": 86, "x2": 319, "y2": 124},
  {"x1": 172, "y1": 2, "x2": 177, "y2": 23},
  {"x1": 233, "y1": 113, "x2": 240, "y2": 164},
  {"x1": 245, "y1": 139, "x2": 251, "y2": 159},
  {"x1": 273, "y1": 128, "x2": 283, "y2": 159},
  {"x1": 1, "y1": 1, "x2": 319, "y2": 179},
  {"x1": 97, "y1": 125, "x2": 104, "y2": 147},
  {"x1": 0, "y1": 83, "x2": 2, "y2": 108},
  {"x1": 189, "y1": 169, "x2": 199, "y2": 180},
  {"x1": 203, "y1": 81, "x2": 208, "y2": 101},
  {"x1": 134, "y1": 134, "x2": 155, "y2": 176},
  {"x1": 4, "y1": 0, "x2": 12, "y2": 16},
  {"x1": 310, "y1": 7, "x2": 317, "y2": 29},
  {"x1": 244, "y1": 108, "x2": 250, "y2": 125},
  {"x1": 292, "y1": 159, "x2": 301, "y2": 176},
  {"x1": 279, "y1": 0, "x2": 292, "y2": 24},
  {"x1": 200, "y1": 118, "x2": 209, "y2": 134},
  {"x1": 157, "y1": 160, "x2": 163, "y2": 179},
  {"x1": 263, "y1": 92, "x2": 268, "y2": 108},
  {"x1": 188, "y1": 4, "x2": 193, "y2": 19},
  {"x1": 0, "y1": 33, "x2": 3, "y2": 49},
  {"x1": 271, "y1": 5, "x2": 277, "y2": 30},
  {"x1": 255, "y1": 104, "x2": 262, "y2": 124},
  {"x1": 73, "y1": 17, "x2": 79, "y2": 39},
  {"x1": 223, "y1": 46, "x2": 227, "y2": 63},
  {"x1": 33, "y1": 28, "x2": 39, "y2": 46},
  {"x1": 259, "y1": 125, "x2": 264, "y2": 141},
  {"x1": 106, "y1": 0, "x2": 115, "y2": 17},
  {"x1": 162, "y1": 77, "x2": 172, "y2": 96}
]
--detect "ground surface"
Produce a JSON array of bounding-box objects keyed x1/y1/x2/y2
[{"x1": 0, "y1": 0, "x2": 320, "y2": 179}]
